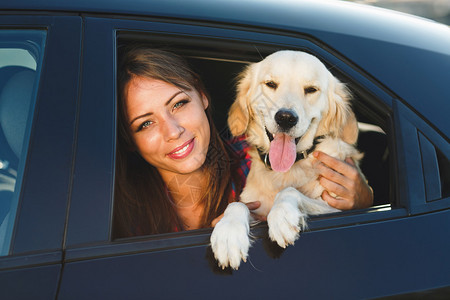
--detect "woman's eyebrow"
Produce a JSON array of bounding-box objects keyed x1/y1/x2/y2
[
  {"x1": 129, "y1": 112, "x2": 152, "y2": 127},
  {"x1": 128, "y1": 90, "x2": 184, "y2": 127},
  {"x1": 164, "y1": 90, "x2": 184, "y2": 106}
]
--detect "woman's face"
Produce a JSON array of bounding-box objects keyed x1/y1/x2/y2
[{"x1": 125, "y1": 76, "x2": 210, "y2": 179}]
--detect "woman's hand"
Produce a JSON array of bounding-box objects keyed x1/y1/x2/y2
[
  {"x1": 211, "y1": 201, "x2": 265, "y2": 227},
  {"x1": 313, "y1": 151, "x2": 373, "y2": 210}
]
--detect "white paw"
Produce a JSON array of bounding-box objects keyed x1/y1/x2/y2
[
  {"x1": 267, "y1": 188, "x2": 306, "y2": 248},
  {"x1": 210, "y1": 202, "x2": 251, "y2": 270}
]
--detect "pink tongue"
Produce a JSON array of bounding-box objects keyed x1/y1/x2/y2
[{"x1": 269, "y1": 133, "x2": 297, "y2": 172}]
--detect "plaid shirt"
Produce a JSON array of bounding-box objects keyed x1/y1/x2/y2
[
  {"x1": 225, "y1": 135, "x2": 252, "y2": 200},
  {"x1": 170, "y1": 135, "x2": 252, "y2": 233}
]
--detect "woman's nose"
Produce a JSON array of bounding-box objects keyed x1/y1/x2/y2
[{"x1": 162, "y1": 116, "x2": 184, "y2": 141}]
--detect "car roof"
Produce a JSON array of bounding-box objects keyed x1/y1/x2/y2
[
  {"x1": 3, "y1": 0, "x2": 446, "y2": 48},
  {"x1": 3, "y1": 0, "x2": 450, "y2": 138}
]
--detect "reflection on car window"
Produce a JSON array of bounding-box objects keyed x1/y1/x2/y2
[{"x1": 0, "y1": 30, "x2": 46, "y2": 256}]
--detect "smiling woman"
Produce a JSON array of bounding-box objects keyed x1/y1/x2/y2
[{"x1": 113, "y1": 47, "x2": 247, "y2": 238}]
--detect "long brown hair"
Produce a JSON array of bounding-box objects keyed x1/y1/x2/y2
[{"x1": 113, "y1": 46, "x2": 242, "y2": 238}]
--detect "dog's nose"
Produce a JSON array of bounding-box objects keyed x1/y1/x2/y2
[{"x1": 275, "y1": 109, "x2": 298, "y2": 130}]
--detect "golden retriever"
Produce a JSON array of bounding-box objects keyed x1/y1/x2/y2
[{"x1": 210, "y1": 50, "x2": 363, "y2": 270}]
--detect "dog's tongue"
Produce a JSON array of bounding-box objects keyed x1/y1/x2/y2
[{"x1": 269, "y1": 133, "x2": 296, "y2": 172}]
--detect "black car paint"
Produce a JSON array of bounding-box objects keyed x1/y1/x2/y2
[{"x1": 0, "y1": 0, "x2": 449, "y2": 299}]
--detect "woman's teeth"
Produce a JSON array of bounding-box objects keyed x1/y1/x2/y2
[{"x1": 173, "y1": 143, "x2": 189, "y2": 154}]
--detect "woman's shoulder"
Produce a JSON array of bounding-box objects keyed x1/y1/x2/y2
[
  {"x1": 226, "y1": 134, "x2": 250, "y2": 156},
  {"x1": 224, "y1": 134, "x2": 251, "y2": 179}
]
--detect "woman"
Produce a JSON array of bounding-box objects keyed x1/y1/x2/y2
[{"x1": 113, "y1": 46, "x2": 373, "y2": 239}]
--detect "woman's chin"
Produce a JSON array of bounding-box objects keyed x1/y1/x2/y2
[{"x1": 172, "y1": 155, "x2": 207, "y2": 175}]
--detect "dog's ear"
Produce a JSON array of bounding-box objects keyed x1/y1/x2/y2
[
  {"x1": 322, "y1": 75, "x2": 357, "y2": 142},
  {"x1": 228, "y1": 65, "x2": 254, "y2": 136},
  {"x1": 341, "y1": 110, "x2": 359, "y2": 144}
]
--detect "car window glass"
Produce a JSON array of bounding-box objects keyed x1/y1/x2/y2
[{"x1": 0, "y1": 30, "x2": 46, "y2": 256}]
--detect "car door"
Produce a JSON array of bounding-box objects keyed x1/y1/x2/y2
[
  {"x1": 58, "y1": 16, "x2": 450, "y2": 299},
  {"x1": 0, "y1": 15, "x2": 82, "y2": 299}
]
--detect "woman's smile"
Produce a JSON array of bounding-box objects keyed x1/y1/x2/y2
[{"x1": 167, "y1": 138, "x2": 195, "y2": 159}]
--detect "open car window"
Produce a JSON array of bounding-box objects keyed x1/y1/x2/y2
[{"x1": 112, "y1": 32, "x2": 393, "y2": 241}]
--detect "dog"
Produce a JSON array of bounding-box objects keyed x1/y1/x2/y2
[{"x1": 210, "y1": 50, "x2": 364, "y2": 270}]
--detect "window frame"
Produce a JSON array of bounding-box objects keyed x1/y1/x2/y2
[
  {"x1": 0, "y1": 14, "x2": 82, "y2": 263},
  {"x1": 394, "y1": 99, "x2": 450, "y2": 215},
  {"x1": 65, "y1": 16, "x2": 411, "y2": 261},
  {"x1": 0, "y1": 15, "x2": 82, "y2": 300}
]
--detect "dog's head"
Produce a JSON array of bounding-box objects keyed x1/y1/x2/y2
[{"x1": 228, "y1": 50, "x2": 358, "y2": 172}]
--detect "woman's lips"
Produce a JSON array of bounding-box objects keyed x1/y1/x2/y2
[{"x1": 167, "y1": 138, "x2": 195, "y2": 159}]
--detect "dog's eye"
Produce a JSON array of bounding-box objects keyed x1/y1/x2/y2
[
  {"x1": 304, "y1": 86, "x2": 318, "y2": 94},
  {"x1": 265, "y1": 81, "x2": 278, "y2": 89}
]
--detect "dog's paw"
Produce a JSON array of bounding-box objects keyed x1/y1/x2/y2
[
  {"x1": 210, "y1": 202, "x2": 251, "y2": 270},
  {"x1": 267, "y1": 188, "x2": 307, "y2": 248}
]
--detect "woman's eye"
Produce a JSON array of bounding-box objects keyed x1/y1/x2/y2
[
  {"x1": 173, "y1": 99, "x2": 189, "y2": 110},
  {"x1": 137, "y1": 120, "x2": 153, "y2": 132}
]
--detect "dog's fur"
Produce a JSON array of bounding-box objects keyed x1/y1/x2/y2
[{"x1": 210, "y1": 50, "x2": 363, "y2": 269}]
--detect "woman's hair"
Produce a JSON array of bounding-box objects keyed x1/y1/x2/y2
[{"x1": 113, "y1": 46, "x2": 242, "y2": 238}]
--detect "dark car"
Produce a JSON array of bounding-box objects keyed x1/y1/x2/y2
[{"x1": 0, "y1": 0, "x2": 449, "y2": 299}]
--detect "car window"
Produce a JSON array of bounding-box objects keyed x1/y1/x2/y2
[
  {"x1": 0, "y1": 30, "x2": 46, "y2": 256},
  {"x1": 112, "y1": 34, "x2": 393, "y2": 241}
]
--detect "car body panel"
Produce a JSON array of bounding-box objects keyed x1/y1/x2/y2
[
  {"x1": 65, "y1": 17, "x2": 116, "y2": 247},
  {"x1": 0, "y1": 264, "x2": 61, "y2": 300},
  {"x1": 59, "y1": 210, "x2": 450, "y2": 299}
]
